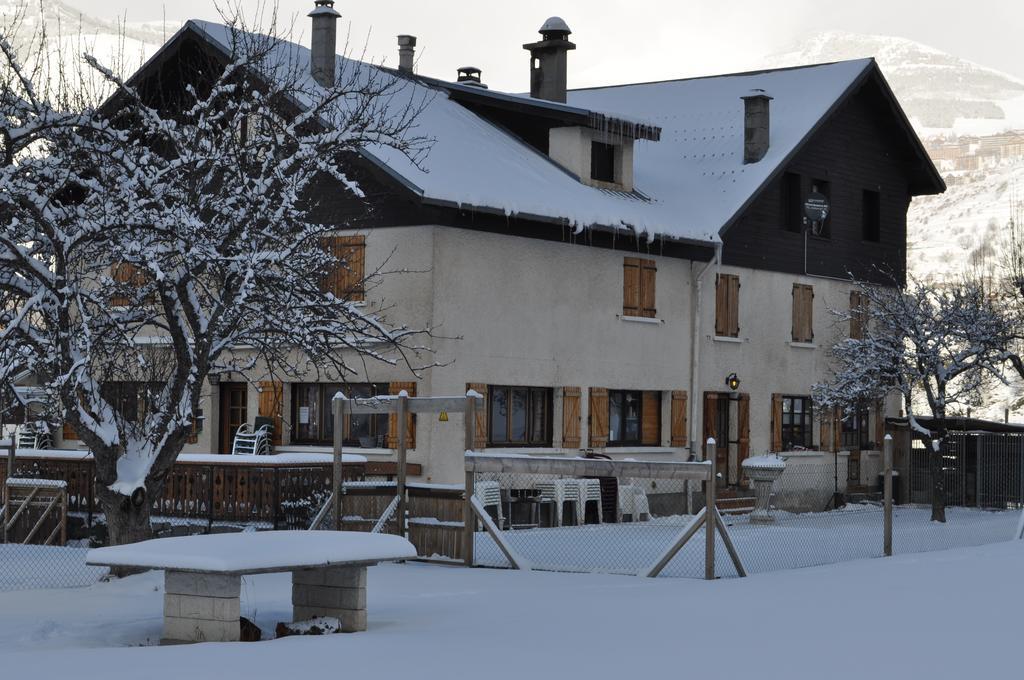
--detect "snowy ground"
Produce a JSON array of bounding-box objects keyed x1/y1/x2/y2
[
  {"x1": 475, "y1": 505, "x2": 1019, "y2": 576},
  {"x1": 2, "y1": 540, "x2": 1023, "y2": 679}
]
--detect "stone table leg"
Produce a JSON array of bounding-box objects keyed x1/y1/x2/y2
[
  {"x1": 163, "y1": 570, "x2": 241, "y2": 644},
  {"x1": 292, "y1": 565, "x2": 369, "y2": 632}
]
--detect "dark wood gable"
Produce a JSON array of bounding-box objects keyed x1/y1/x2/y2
[{"x1": 720, "y1": 69, "x2": 942, "y2": 286}]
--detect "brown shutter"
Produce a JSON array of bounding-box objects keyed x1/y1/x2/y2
[
  {"x1": 561, "y1": 387, "x2": 581, "y2": 449},
  {"x1": 702, "y1": 392, "x2": 718, "y2": 457},
  {"x1": 588, "y1": 387, "x2": 609, "y2": 448},
  {"x1": 874, "y1": 399, "x2": 885, "y2": 448},
  {"x1": 387, "y1": 381, "x2": 417, "y2": 449},
  {"x1": 771, "y1": 393, "x2": 783, "y2": 452},
  {"x1": 62, "y1": 421, "x2": 79, "y2": 441},
  {"x1": 622, "y1": 258, "x2": 640, "y2": 316},
  {"x1": 792, "y1": 284, "x2": 814, "y2": 342},
  {"x1": 322, "y1": 235, "x2": 366, "y2": 302},
  {"x1": 466, "y1": 383, "x2": 488, "y2": 449},
  {"x1": 737, "y1": 393, "x2": 750, "y2": 467},
  {"x1": 111, "y1": 262, "x2": 148, "y2": 306},
  {"x1": 715, "y1": 274, "x2": 741, "y2": 337},
  {"x1": 641, "y1": 391, "x2": 661, "y2": 445},
  {"x1": 187, "y1": 414, "x2": 200, "y2": 445},
  {"x1": 639, "y1": 259, "x2": 657, "y2": 318},
  {"x1": 670, "y1": 390, "x2": 688, "y2": 447},
  {"x1": 258, "y1": 381, "x2": 283, "y2": 446},
  {"x1": 820, "y1": 407, "x2": 834, "y2": 452},
  {"x1": 850, "y1": 290, "x2": 865, "y2": 340}
]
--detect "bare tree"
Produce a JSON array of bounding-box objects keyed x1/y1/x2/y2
[
  {"x1": 814, "y1": 275, "x2": 1013, "y2": 522},
  {"x1": 0, "y1": 11, "x2": 433, "y2": 544}
]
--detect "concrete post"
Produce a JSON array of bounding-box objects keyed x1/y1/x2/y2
[
  {"x1": 396, "y1": 393, "x2": 408, "y2": 538},
  {"x1": 705, "y1": 437, "x2": 717, "y2": 580},
  {"x1": 883, "y1": 434, "x2": 893, "y2": 557},
  {"x1": 332, "y1": 396, "x2": 344, "y2": 531}
]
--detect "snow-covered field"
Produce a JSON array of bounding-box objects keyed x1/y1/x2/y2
[
  {"x1": 2, "y1": 540, "x2": 1023, "y2": 679},
  {"x1": 475, "y1": 505, "x2": 1019, "y2": 576}
]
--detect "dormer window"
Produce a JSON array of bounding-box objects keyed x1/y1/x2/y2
[{"x1": 591, "y1": 141, "x2": 616, "y2": 183}]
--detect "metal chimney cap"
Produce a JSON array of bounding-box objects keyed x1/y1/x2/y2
[
  {"x1": 309, "y1": 0, "x2": 340, "y2": 18},
  {"x1": 397, "y1": 34, "x2": 417, "y2": 46},
  {"x1": 540, "y1": 16, "x2": 571, "y2": 34}
]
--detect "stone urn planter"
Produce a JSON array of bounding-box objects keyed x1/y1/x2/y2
[{"x1": 742, "y1": 455, "x2": 786, "y2": 524}]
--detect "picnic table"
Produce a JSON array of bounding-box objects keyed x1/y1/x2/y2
[{"x1": 86, "y1": 530, "x2": 416, "y2": 643}]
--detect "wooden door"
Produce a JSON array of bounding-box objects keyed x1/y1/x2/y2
[{"x1": 219, "y1": 383, "x2": 248, "y2": 454}]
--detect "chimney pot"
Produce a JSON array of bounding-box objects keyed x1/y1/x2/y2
[
  {"x1": 397, "y1": 35, "x2": 417, "y2": 74},
  {"x1": 456, "y1": 66, "x2": 487, "y2": 88},
  {"x1": 741, "y1": 90, "x2": 772, "y2": 163},
  {"x1": 523, "y1": 17, "x2": 576, "y2": 103},
  {"x1": 308, "y1": 0, "x2": 340, "y2": 88}
]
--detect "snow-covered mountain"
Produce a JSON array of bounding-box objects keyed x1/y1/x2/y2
[
  {"x1": 0, "y1": 0, "x2": 173, "y2": 94},
  {"x1": 769, "y1": 31, "x2": 1024, "y2": 137}
]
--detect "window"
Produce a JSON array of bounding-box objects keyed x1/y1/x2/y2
[
  {"x1": 781, "y1": 396, "x2": 813, "y2": 449},
  {"x1": 591, "y1": 141, "x2": 616, "y2": 183},
  {"x1": 715, "y1": 273, "x2": 740, "y2": 337},
  {"x1": 488, "y1": 386, "x2": 551, "y2": 446},
  {"x1": 782, "y1": 172, "x2": 803, "y2": 233},
  {"x1": 862, "y1": 189, "x2": 881, "y2": 242},
  {"x1": 291, "y1": 382, "x2": 389, "y2": 446},
  {"x1": 792, "y1": 283, "x2": 814, "y2": 343},
  {"x1": 810, "y1": 179, "x2": 831, "y2": 237},
  {"x1": 320, "y1": 235, "x2": 366, "y2": 302},
  {"x1": 840, "y1": 400, "x2": 871, "y2": 450},
  {"x1": 608, "y1": 389, "x2": 660, "y2": 446},
  {"x1": 623, "y1": 257, "x2": 656, "y2": 318},
  {"x1": 487, "y1": 386, "x2": 552, "y2": 446},
  {"x1": 100, "y1": 381, "x2": 163, "y2": 424}
]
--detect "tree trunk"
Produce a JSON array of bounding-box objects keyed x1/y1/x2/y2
[
  {"x1": 96, "y1": 484, "x2": 154, "y2": 550},
  {"x1": 929, "y1": 422, "x2": 947, "y2": 523}
]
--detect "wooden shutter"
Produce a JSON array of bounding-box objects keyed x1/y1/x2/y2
[
  {"x1": 715, "y1": 274, "x2": 740, "y2": 337},
  {"x1": 588, "y1": 387, "x2": 609, "y2": 448},
  {"x1": 387, "y1": 381, "x2": 417, "y2": 449},
  {"x1": 702, "y1": 392, "x2": 718, "y2": 457},
  {"x1": 186, "y1": 413, "x2": 200, "y2": 445},
  {"x1": 792, "y1": 284, "x2": 814, "y2": 342},
  {"x1": 62, "y1": 421, "x2": 79, "y2": 441},
  {"x1": 622, "y1": 258, "x2": 641, "y2": 316},
  {"x1": 466, "y1": 383, "x2": 488, "y2": 449},
  {"x1": 561, "y1": 387, "x2": 581, "y2": 449},
  {"x1": 670, "y1": 390, "x2": 688, "y2": 447},
  {"x1": 641, "y1": 391, "x2": 660, "y2": 445},
  {"x1": 322, "y1": 235, "x2": 366, "y2": 302},
  {"x1": 639, "y1": 259, "x2": 657, "y2": 318},
  {"x1": 770, "y1": 393, "x2": 783, "y2": 452},
  {"x1": 258, "y1": 381, "x2": 283, "y2": 446},
  {"x1": 850, "y1": 290, "x2": 866, "y2": 340},
  {"x1": 111, "y1": 262, "x2": 148, "y2": 306},
  {"x1": 737, "y1": 393, "x2": 750, "y2": 467}
]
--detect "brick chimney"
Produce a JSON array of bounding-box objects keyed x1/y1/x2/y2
[
  {"x1": 522, "y1": 17, "x2": 576, "y2": 103},
  {"x1": 308, "y1": 0, "x2": 340, "y2": 88},
  {"x1": 741, "y1": 90, "x2": 773, "y2": 163},
  {"x1": 397, "y1": 35, "x2": 417, "y2": 74}
]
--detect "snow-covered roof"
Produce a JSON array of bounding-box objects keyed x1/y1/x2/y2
[
  {"x1": 171, "y1": 23, "x2": 908, "y2": 245},
  {"x1": 566, "y1": 60, "x2": 879, "y2": 237}
]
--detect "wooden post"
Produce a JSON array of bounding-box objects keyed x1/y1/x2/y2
[
  {"x1": 397, "y1": 393, "x2": 408, "y2": 538},
  {"x1": 3, "y1": 439, "x2": 14, "y2": 544},
  {"x1": 705, "y1": 437, "x2": 717, "y2": 580},
  {"x1": 883, "y1": 434, "x2": 893, "y2": 557},
  {"x1": 464, "y1": 394, "x2": 476, "y2": 453},
  {"x1": 332, "y1": 396, "x2": 345, "y2": 532},
  {"x1": 463, "y1": 468, "x2": 475, "y2": 567}
]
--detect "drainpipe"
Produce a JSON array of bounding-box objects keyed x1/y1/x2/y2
[{"x1": 689, "y1": 243, "x2": 722, "y2": 460}]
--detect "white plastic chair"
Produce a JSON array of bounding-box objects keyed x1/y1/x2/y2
[
  {"x1": 631, "y1": 484, "x2": 650, "y2": 521},
  {"x1": 231, "y1": 424, "x2": 271, "y2": 456},
  {"x1": 16, "y1": 424, "x2": 52, "y2": 451},
  {"x1": 474, "y1": 480, "x2": 504, "y2": 529},
  {"x1": 617, "y1": 483, "x2": 637, "y2": 522},
  {"x1": 580, "y1": 479, "x2": 603, "y2": 524},
  {"x1": 538, "y1": 479, "x2": 582, "y2": 527}
]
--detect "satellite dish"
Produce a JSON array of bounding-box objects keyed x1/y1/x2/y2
[{"x1": 804, "y1": 191, "x2": 830, "y2": 236}]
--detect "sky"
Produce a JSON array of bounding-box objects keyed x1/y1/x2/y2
[{"x1": 25, "y1": 0, "x2": 1024, "y2": 92}]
